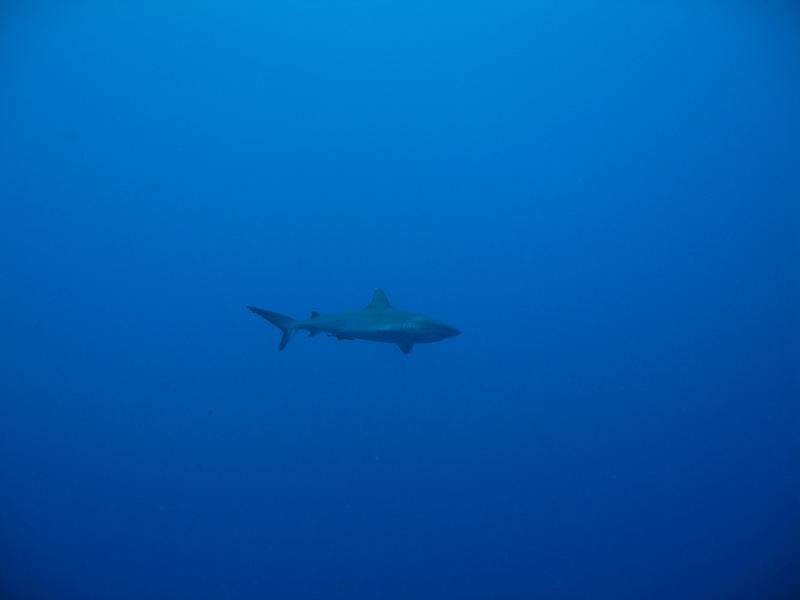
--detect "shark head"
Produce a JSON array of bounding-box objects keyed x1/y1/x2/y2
[{"x1": 402, "y1": 315, "x2": 461, "y2": 342}]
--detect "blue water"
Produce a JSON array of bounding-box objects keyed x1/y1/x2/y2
[{"x1": 1, "y1": 2, "x2": 798, "y2": 598}]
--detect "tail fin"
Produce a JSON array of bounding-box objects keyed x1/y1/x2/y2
[{"x1": 246, "y1": 306, "x2": 297, "y2": 351}]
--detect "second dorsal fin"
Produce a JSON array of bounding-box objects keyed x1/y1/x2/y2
[{"x1": 365, "y1": 288, "x2": 391, "y2": 309}]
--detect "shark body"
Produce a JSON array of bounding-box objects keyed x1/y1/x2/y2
[{"x1": 246, "y1": 289, "x2": 460, "y2": 354}]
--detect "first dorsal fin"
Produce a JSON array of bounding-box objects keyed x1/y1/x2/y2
[
  {"x1": 365, "y1": 288, "x2": 392, "y2": 309},
  {"x1": 310, "y1": 311, "x2": 320, "y2": 318}
]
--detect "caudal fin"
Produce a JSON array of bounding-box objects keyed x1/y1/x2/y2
[{"x1": 246, "y1": 306, "x2": 297, "y2": 351}]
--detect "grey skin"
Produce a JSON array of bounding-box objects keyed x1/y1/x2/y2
[{"x1": 246, "y1": 289, "x2": 460, "y2": 354}]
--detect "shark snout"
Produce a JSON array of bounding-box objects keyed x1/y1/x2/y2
[{"x1": 442, "y1": 324, "x2": 461, "y2": 338}]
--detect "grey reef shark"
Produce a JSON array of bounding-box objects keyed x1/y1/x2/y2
[{"x1": 247, "y1": 289, "x2": 460, "y2": 354}]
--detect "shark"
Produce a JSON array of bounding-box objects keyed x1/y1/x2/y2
[{"x1": 246, "y1": 289, "x2": 460, "y2": 354}]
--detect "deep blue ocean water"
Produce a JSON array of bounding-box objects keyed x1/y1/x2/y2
[{"x1": 1, "y1": 2, "x2": 798, "y2": 598}]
